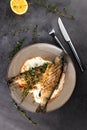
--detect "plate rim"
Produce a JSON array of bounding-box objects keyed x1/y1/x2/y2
[{"x1": 7, "y1": 43, "x2": 76, "y2": 112}]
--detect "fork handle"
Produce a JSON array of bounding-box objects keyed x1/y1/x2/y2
[{"x1": 54, "y1": 35, "x2": 67, "y2": 54}]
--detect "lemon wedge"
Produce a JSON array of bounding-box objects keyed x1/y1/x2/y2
[{"x1": 10, "y1": 0, "x2": 28, "y2": 15}]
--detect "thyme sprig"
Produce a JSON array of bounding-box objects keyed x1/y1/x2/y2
[
  {"x1": 13, "y1": 28, "x2": 29, "y2": 36},
  {"x1": 21, "y1": 63, "x2": 48, "y2": 102},
  {"x1": 12, "y1": 100, "x2": 37, "y2": 125},
  {"x1": 8, "y1": 39, "x2": 24, "y2": 61},
  {"x1": 34, "y1": 0, "x2": 75, "y2": 19},
  {"x1": 32, "y1": 24, "x2": 38, "y2": 43}
]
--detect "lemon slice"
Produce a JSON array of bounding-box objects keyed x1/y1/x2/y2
[{"x1": 10, "y1": 0, "x2": 28, "y2": 15}]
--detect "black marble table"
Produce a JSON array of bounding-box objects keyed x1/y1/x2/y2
[{"x1": 0, "y1": 0, "x2": 87, "y2": 130}]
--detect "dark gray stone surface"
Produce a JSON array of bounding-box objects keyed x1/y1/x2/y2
[{"x1": 0, "y1": 0, "x2": 87, "y2": 130}]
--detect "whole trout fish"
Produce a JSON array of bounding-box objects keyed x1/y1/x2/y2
[{"x1": 36, "y1": 55, "x2": 65, "y2": 113}]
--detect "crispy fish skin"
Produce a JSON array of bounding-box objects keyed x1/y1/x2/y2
[
  {"x1": 36, "y1": 55, "x2": 64, "y2": 113},
  {"x1": 7, "y1": 71, "x2": 29, "y2": 88}
]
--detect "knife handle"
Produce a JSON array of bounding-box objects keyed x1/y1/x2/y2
[{"x1": 68, "y1": 40, "x2": 84, "y2": 72}]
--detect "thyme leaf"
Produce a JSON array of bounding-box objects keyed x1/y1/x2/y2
[
  {"x1": 21, "y1": 63, "x2": 48, "y2": 102},
  {"x1": 13, "y1": 28, "x2": 29, "y2": 36},
  {"x1": 12, "y1": 100, "x2": 37, "y2": 125},
  {"x1": 21, "y1": 86, "x2": 31, "y2": 103},
  {"x1": 34, "y1": 0, "x2": 75, "y2": 19},
  {"x1": 32, "y1": 24, "x2": 38, "y2": 43},
  {"x1": 8, "y1": 39, "x2": 24, "y2": 61}
]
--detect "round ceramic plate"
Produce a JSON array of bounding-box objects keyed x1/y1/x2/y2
[{"x1": 7, "y1": 43, "x2": 76, "y2": 112}]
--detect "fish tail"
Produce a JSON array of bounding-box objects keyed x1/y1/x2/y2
[{"x1": 36, "y1": 105, "x2": 46, "y2": 113}]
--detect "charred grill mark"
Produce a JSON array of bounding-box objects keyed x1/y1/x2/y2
[{"x1": 36, "y1": 56, "x2": 65, "y2": 113}]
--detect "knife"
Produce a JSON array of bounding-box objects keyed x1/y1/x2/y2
[{"x1": 58, "y1": 17, "x2": 84, "y2": 72}]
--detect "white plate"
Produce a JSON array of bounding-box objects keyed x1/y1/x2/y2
[{"x1": 7, "y1": 43, "x2": 76, "y2": 112}]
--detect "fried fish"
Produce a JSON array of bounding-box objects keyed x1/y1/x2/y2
[
  {"x1": 7, "y1": 63, "x2": 49, "y2": 101},
  {"x1": 36, "y1": 55, "x2": 65, "y2": 113},
  {"x1": 7, "y1": 54, "x2": 67, "y2": 113}
]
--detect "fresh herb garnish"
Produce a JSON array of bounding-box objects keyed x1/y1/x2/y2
[
  {"x1": 13, "y1": 28, "x2": 29, "y2": 36},
  {"x1": 29, "y1": 68, "x2": 36, "y2": 76},
  {"x1": 8, "y1": 39, "x2": 24, "y2": 61},
  {"x1": 34, "y1": 0, "x2": 75, "y2": 19},
  {"x1": 12, "y1": 100, "x2": 37, "y2": 125},
  {"x1": 32, "y1": 24, "x2": 38, "y2": 43},
  {"x1": 43, "y1": 63, "x2": 48, "y2": 68},
  {"x1": 21, "y1": 85, "x2": 31, "y2": 102},
  {"x1": 21, "y1": 63, "x2": 48, "y2": 102}
]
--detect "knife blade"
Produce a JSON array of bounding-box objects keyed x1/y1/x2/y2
[{"x1": 58, "y1": 17, "x2": 84, "y2": 72}]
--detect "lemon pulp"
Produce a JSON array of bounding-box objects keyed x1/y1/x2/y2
[{"x1": 10, "y1": 0, "x2": 28, "y2": 15}]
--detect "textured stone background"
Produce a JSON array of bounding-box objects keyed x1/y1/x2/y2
[{"x1": 0, "y1": 0, "x2": 87, "y2": 130}]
